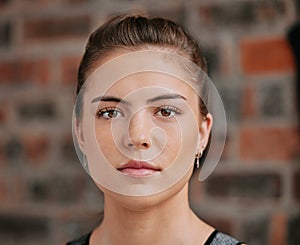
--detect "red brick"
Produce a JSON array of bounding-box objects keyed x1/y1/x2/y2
[
  {"x1": 61, "y1": 55, "x2": 81, "y2": 85},
  {"x1": 0, "y1": 59, "x2": 49, "y2": 84},
  {"x1": 24, "y1": 16, "x2": 90, "y2": 41},
  {"x1": 269, "y1": 213, "x2": 287, "y2": 245},
  {"x1": 241, "y1": 37, "x2": 295, "y2": 74},
  {"x1": 0, "y1": 106, "x2": 7, "y2": 124},
  {"x1": 242, "y1": 85, "x2": 256, "y2": 118},
  {"x1": 240, "y1": 127, "x2": 299, "y2": 161},
  {"x1": 23, "y1": 134, "x2": 49, "y2": 162}
]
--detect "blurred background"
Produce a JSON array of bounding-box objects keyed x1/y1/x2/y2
[{"x1": 0, "y1": 0, "x2": 299, "y2": 244}]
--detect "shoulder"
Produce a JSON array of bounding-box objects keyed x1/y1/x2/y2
[
  {"x1": 205, "y1": 230, "x2": 246, "y2": 245},
  {"x1": 65, "y1": 232, "x2": 91, "y2": 245}
]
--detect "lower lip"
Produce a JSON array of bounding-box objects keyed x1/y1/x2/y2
[{"x1": 119, "y1": 168, "x2": 160, "y2": 177}]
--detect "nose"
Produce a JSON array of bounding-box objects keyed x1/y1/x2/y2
[{"x1": 126, "y1": 109, "x2": 152, "y2": 150}]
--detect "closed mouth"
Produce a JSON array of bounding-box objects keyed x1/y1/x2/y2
[{"x1": 117, "y1": 160, "x2": 161, "y2": 177}]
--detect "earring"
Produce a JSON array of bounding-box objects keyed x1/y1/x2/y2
[
  {"x1": 194, "y1": 151, "x2": 202, "y2": 169},
  {"x1": 194, "y1": 146, "x2": 204, "y2": 169}
]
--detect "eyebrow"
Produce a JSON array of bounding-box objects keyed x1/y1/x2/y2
[
  {"x1": 146, "y1": 94, "x2": 186, "y2": 103},
  {"x1": 91, "y1": 93, "x2": 186, "y2": 104},
  {"x1": 91, "y1": 96, "x2": 130, "y2": 105}
]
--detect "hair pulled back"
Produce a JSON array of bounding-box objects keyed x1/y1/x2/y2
[{"x1": 77, "y1": 12, "x2": 207, "y2": 94}]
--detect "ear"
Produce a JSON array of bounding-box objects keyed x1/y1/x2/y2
[
  {"x1": 74, "y1": 118, "x2": 86, "y2": 154},
  {"x1": 198, "y1": 113, "x2": 213, "y2": 151}
]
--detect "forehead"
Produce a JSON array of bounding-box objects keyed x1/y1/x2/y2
[
  {"x1": 83, "y1": 50, "x2": 204, "y2": 103},
  {"x1": 105, "y1": 72, "x2": 197, "y2": 100}
]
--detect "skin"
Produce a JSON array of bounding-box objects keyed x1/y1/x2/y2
[
  {"x1": 94, "y1": 73, "x2": 200, "y2": 177},
  {"x1": 80, "y1": 48, "x2": 214, "y2": 245}
]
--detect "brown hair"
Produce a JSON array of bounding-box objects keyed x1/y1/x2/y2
[{"x1": 77, "y1": 12, "x2": 207, "y2": 95}]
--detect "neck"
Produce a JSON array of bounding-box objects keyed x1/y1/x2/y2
[{"x1": 92, "y1": 184, "x2": 213, "y2": 245}]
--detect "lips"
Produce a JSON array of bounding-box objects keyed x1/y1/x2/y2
[{"x1": 117, "y1": 160, "x2": 161, "y2": 177}]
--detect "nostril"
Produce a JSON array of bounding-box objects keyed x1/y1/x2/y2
[{"x1": 126, "y1": 140, "x2": 151, "y2": 149}]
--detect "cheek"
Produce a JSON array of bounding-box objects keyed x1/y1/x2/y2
[
  {"x1": 155, "y1": 122, "x2": 182, "y2": 167},
  {"x1": 95, "y1": 124, "x2": 121, "y2": 165}
]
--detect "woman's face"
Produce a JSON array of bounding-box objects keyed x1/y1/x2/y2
[
  {"x1": 77, "y1": 49, "x2": 212, "y2": 203},
  {"x1": 94, "y1": 72, "x2": 201, "y2": 175}
]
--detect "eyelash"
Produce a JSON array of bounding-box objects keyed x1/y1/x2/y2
[
  {"x1": 154, "y1": 105, "x2": 182, "y2": 118},
  {"x1": 96, "y1": 105, "x2": 182, "y2": 120},
  {"x1": 96, "y1": 107, "x2": 124, "y2": 119}
]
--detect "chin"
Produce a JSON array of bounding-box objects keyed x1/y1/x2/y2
[{"x1": 96, "y1": 168, "x2": 193, "y2": 212}]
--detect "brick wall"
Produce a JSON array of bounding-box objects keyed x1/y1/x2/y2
[{"x1": 0, "y1": 0, "x2": 299, "y2": 244}]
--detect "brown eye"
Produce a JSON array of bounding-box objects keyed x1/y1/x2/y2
[
  {"x1": 107, "y1": 110, "x2": 118, "y2": 118},
  {"x1": 154, "y1": 106, "x2": 181, "y2": 118},
  {"x1": 160, "y1": 108, "x2": 172, "y2": 117},
  {"x1": 97, "y1": 108, "x2": 124, "y2": 119}
]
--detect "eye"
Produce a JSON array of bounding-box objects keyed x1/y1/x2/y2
[
  {"x1": 154, "y1": 106, "x2": 181, "y2": 118},
  {"x1": 97, "y1": 107, "x2": 124, "y2": 119}
]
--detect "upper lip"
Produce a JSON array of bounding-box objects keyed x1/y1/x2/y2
[{"x1": 117, "y1": 160, "x2": 161, "y2": 171}]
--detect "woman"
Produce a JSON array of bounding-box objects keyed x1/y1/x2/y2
[{"x1": 68, "y1": 12, "x2": 246, "y2": 245}]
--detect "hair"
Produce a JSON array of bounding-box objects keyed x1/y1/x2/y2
[{"x1": 77, "y1": 12, "x2": 207, "y2": 93}]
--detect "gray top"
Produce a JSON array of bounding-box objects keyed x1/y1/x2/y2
[
  {"x1": 205, "y1": 230, "x2": 244, "y2": 245},
  {"x1": 66, "y1": 230, "x2": 245, "y2": 245}
]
